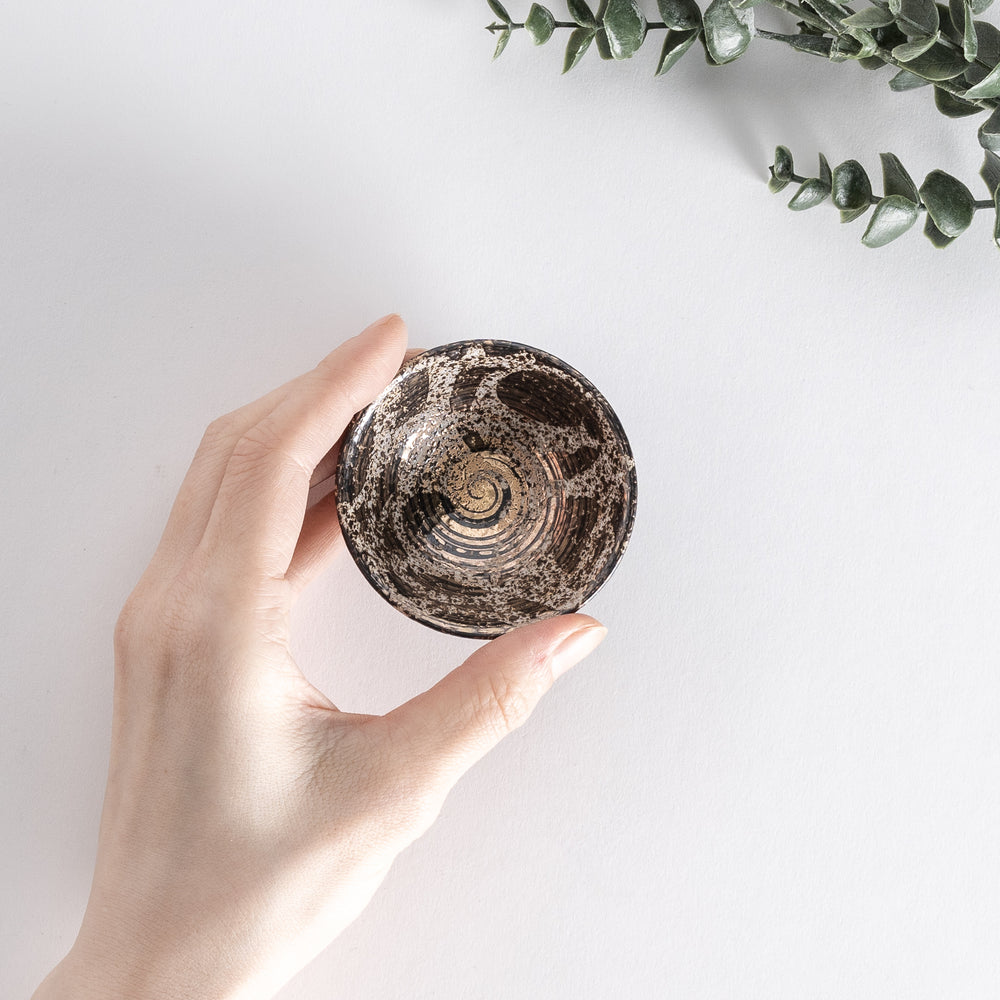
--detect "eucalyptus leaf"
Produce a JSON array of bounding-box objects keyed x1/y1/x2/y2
[
  {"x1": 493, "y1": 27, "x2": 512, "y2": 58},
  {"x1": 841, "y1": 28, "x2": 879, "y2": 58},
  {"x1": 788, "y1": 177, "x2": 831, "y2": 209},
  {"x1": 658, "y1": 0, "x2": 702, "y2": 30},
  {"x1": 818, "y1": 152, "x2": 832, "y2": 187},
  {"x1": 893, "y1": 33, "x2": 940, "y2": 59},
  {"x1": 978, "y1": 106, "x2": 1000, "y2": 149},
  {"x1": 966, "y1": 22, "x2": 1000, "y2": 83},
  {"x1": 880, "y1": 152, "x2": 921, "y2": 200},
  {"x1": 994, "y1": 184, "x2": 1000, "y2": 247},
  {"x1": 980, "y1": 149, "x2": 1000, "y2": 193},
  {"x1": 488, "y1": 0, "x2": 513, "y2": 23},
  {"x1": 840, "y1": 205, "x2": 871, "y2": 223},
  {"x1": 656, "y1": 28, "x2": 700, "y2": 74},
  {"x1": 898, "y1": 41, "x2": 968, "y2": 78},
  {"x1": 525, "y1": 3, "x2": 556, "y2": 43},
  {"x1": 861, "y1": 194, "x2": 920, "y2": 245},
  {"x1": 948, "y1": 0, "x2": 966, "y2": 34},
  {"x1": 939, "y1": 0, "x2": 963, "y2": 42},
  {"x1": 594, "y1": 27, "x2": 614, "y2": 58},
  {"x1": 935, "y1": 85, "x2": 985, "y2": 115},
  {"x1": 832, "y1": 159, "x2": 874, "y2": 209},
  {"x1": 964, "y1": 57, "x2": 1000, "y2": 97},
  {"x1": 563, "y1": 26, "x2": 596, "y2": 70},
  {"x1": 874, "y1": 20, "x2": 910, "y2": 48},
  {"x1": 962, "y1": 0, "x2": 979, "y2": 58},
  {"x1": 603, "y1": 0, "x2": 648, "y2": 58},
  {"x1": 703, "y1": 0, "x2": 755, "y2": 64},
  {"x1": 769, "y1": 172, "x2": 792, "y2": 193},
  {"x1": 763, "y1": 30, "x2": 833, "y2": 55},
  {"x1": 889, "y1": 68, "x2": 933, "y2": 88},
  {"x1": 923, "y1": 213, "x2": 957, "y2": 245},
  {"x1": 829, "y1": 35, "x2": 860, "y2": 61},
  {"x1": 919, "y1": 168, "x2": 977, "y2": 234},
  {"x1": 772, "y1": 145, "x2": 794, "y2": 180},
  {"x1": 890, "y1": 0, "x2": 940, "y2": 34},
  {"x1": 568, "y1": 0, "x2": 599, "y2": 26},
  {"x1": 858, "y1": 54, "x2": 887, "y2": 68},
  {"x1": 842, "y1": 6, "x2": 897, "y2": 26},
  {"x1": 802, "y1": 0, "x2": 849, "y2": 28}
]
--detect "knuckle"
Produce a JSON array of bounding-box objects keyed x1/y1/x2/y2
[
  {"x1": 202, "y1": 411, "x2": 242, "y2": 449},
  {"x1": 113, "y1": 593, "x2": 144, "y2": 659},
  {"x1": 227, "y1": 422, "x2": 310, "y2": 483}
]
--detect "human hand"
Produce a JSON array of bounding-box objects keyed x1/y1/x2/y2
[{"x1": 32, "y1": 315, "x2": 607, "y2": 1000}]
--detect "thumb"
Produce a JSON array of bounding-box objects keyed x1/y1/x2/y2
[{"x1": 386, "y1": 614, "x2": 607, "y2": 789}]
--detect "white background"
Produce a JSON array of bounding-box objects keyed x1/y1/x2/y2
[{"x1": 3, "y1": 2, "x2": 999, "y2": 997}]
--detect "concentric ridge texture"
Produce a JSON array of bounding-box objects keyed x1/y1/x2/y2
[{"x1": 336, "y1": 340, "x2": 637, "y2": 638}]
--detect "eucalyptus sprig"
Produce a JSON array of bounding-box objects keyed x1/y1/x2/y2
[{"x1": 486, "y1": 0, "x2": 1000, "y2": 249}]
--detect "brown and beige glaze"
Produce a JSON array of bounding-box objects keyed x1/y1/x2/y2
[{"x1": 336, "y1": 340, "x2": 638, "y2": 638}]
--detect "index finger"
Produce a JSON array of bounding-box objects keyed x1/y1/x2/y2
[{"x1": 197, "y1": 314, "x2": 408, "y2": 585}]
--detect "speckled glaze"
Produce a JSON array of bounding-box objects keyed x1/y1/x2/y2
[{"x1": 335, "y1": 340, "x2": 638, "y2": 638}]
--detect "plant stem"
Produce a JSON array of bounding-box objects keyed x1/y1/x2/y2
[
  {"x1": 761, "y1": 0, "x2": 1000, "y2": 110},
  {"x1": 787, "y1": 170, "x2": 994, "y2": 208}
]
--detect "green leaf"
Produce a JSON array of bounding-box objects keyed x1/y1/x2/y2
[
  {"x1": 843, "y1": 6, "x2": 897, "y2": 26},
  {"x1": 964, "y1": 57, "x2": 1000, "y2": 97},
  {"x1": 487, "y1": 0, "x2": 513, "y2": 23},
  {"x1": 568, "y1": 0, "x2": 599, "y2": 26},
  {"x1": 981, "y1": 149, "x2": 1000, "y2": 193},
  {"x1": 962, "y1": 0, "x2": 979, "y2": 58},
  {"x1": 858, "y1": 53, "x2": 887, "y2": 68},
  {"x1": 893, "y1": 32, "x2": 940, "y2": 59},
  {"x1": 861, "y1": 195, "x2": 921, "y2": 246},
  {"x1": 655, "y1": 27, "x2": 700, "y2": 73},
  {"x1": 832, "y1": 159, "x2": 874, "y2": 209},
  {"x1": 818, "y1": 152, "x2": 832, "y2": 187},
  {"x1": 979, "y1": 107, "x2": 1000, "y2": 150},
  {"x1": 966, "y1": 21, "x2": 1000, "y2": 83},
  {"x1": 955, "y1": 0, "x2": 995, "y2": 18},
  {"x1": 935, "y1": 84, "x2": 985, "y2": 115},
  {"x1": 658, "y1": 0, "x2": 702, "y2": 30},
  {"x1": 898, "y1": 42, "x2": 968, "y2": 78},
  {"x1": 493, "y1": 27, "x2": 512, "y2": 58},
  {"x1": 890, "y1": 0, "x2": 939, "y2": 34},
  {"x1": 771, "y1": 145, "x2": 794, "y2": 180},
  {"x1": 703, "y1": 0, "x2": 754, "y2": 64},
  {"x1": 563, "y1": 26, "x2": 596, "y2": 69},
  {"x1": 923, "y1": 213, "x2": 957, "y2": 246},
  {"x1": 763, "y1": 30, "x2": 833, "y2": 55},
  {"x1": 802, "y1": 0, "x2": 849, "y2": 27},
  {"x1": 525, "y1": 3, "x2": 556, "y2": 42},
  {"x1": 603, "y1": 0, "x2": 648, "y2": 57},
  {"x1": 874, "y1": 19, "x2": 909, "y2": 47},
  {"x1": 919, "y1": 168, "x2": 977, "y2": 235},
  {"x1": 994, "y1": 184, "x2": 1000, "y2": 248},
  {"x1": 889, "y1": 68, "x2": 933, "y2": 88},
  {"x1": 840, "y1": 205, "x2": 871, "y2": 223},
  {"x1": 594, "y1": 27, "x2": 614, "y2": 57},
  {"x1": 788, "y1": 177, "x2": 831, "y2": 210},
  {"x1": 840, "y1": 28, "x2": 879, "y2": 58},
  {"x1": 880, "y1": 152, "x2": 921, "y2": 201}
]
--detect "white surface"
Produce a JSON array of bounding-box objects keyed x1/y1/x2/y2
[{"x1": 3, "y1": 2, "x2": 1000, "y2": 997}]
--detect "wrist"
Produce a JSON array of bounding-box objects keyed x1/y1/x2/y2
[{"x1": 32, "y1": 935, "x2": 267, "y2": 1000}]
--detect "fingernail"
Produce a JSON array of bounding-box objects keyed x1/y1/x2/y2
[{"x1": 550, "y1": 623, "x2": 607, "y2": 679}]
